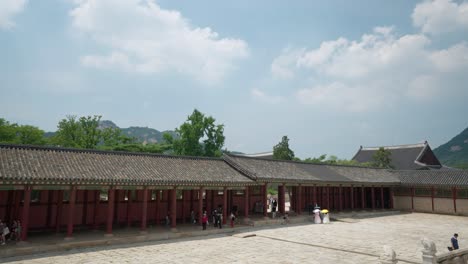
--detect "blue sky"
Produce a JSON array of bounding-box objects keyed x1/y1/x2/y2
[{"x1": 1, "y1": 0, "x2": 468, "y2": 159}]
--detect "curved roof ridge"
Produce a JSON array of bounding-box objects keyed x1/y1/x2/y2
[
  {"x1": 227, "y1": 153, "x2": 385, "y2": 169},
  {"x1": 361, "y1": 142, "x2": 427, "y2": 150},
  {"x1": 0, "y1": 143, "x2": 223, "y2": 161}
]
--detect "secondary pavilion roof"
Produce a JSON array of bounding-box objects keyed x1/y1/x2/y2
[
  {"x1": 396, "y1": 170, "x2": 468, "y2": 187},
  {"x1": 224, "y1": 154, "x2": 400, "y2": 185},
  {"x1": 352, "y1": 142, "x2": 442, "y2": 170},
  {"x1": 0, "y1": 144, "x2": 254, "y2": 186}
]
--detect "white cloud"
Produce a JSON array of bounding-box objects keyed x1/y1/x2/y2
[
  {"x1": 412, "y1": 0, "x2": 468, "y2": 34},
  {"x1": 0, "y1": 0, "x2": 27, "y2": 30},
  {"x1": 70, "y1": 0, "x2": 248, "y2": 84},
  {"x1": 430, "y1": 42, "x2": 468, "y2": 72},
  {"x1": 251, "y1": 88, "x2": 284, "y2": 104},
  {"x1": 270, "y1": 49, "x2": 303, "y2": 79},
  {"x1": 272, "y1": 26, "x2": 468, "y2": 112}
]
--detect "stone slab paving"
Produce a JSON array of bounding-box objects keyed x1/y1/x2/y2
[{"x1": 1, "y1": 213, "x2": 467, "y2": 264}]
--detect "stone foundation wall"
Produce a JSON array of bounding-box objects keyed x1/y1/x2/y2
[
  {"x1": 393, "y1": 196, "x2": 468, "y2": 215},
  {"x1": 456, "y1": 199, "x2": 468, "y2": 215}
]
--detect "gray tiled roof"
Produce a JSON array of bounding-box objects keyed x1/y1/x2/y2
[
  {"x1": 0, "y1": 144, "x2": 254, "y2": 185},
  {"x1": 352, "y1": 143, "x2": 435, "y2": 170},
  {"x1": 225, "y1": 155, "x2": 400, "y2": 185},
  {"x1": 395, "y1": 170, "x2": 468, "y2": 187}
]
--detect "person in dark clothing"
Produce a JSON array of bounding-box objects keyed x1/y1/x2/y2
[
  {"x1": 201, "y1": 213, "x2": 208, "y2": 230},
  {"x1": 451, "y1": 233, "x2": 459, "y2": 250},
  {"x1": 272, "y1": 199, "x2": 278, "y2": 218}
]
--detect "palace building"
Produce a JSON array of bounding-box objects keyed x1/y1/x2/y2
[{"x1": 1, "y1": 143, "x2": 467, "y2": 242}]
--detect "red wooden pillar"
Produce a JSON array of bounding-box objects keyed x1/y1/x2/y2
[
  {"x1": 326, "y1": 185, "x2": 330, "y2": 209},
  {"x1": 339, "y1": 185, "x2": 343, "y2": 211},
  {"x1": 244, "y1": 187, "x2": 250, "y2": 218},
  {"x1": 141, "y1": 188, "x2": 148, "y2": 231},
  {"x1": 453, "y1": 187, "x2": 457, "y2": 213},
  {"x1": 113, "y1": 190, "x2": 120, "y2": 224},
  {"x1": 262, "y1": 183, "x2": 268, "y2": 217},
  {"x1": 106, "y1": 188, "x2": 115, "y2": 236},
  {"x1": 127, "y1": 190, "x2": 133, "y2": 227},
  {"x1": 431, "y1": 187, "x2": 435, "y2": 212},
  {"x1": 297, "y1": 185, "x2": 302, "y2": 214},
  {"x1": 313, "y1": 185, "x2": 317, "y2": 206},
  {"x1": 371, "y1": 186, "x2": 375, "y2": 210},
  {"x1": 210, "y1": 189, "x2": 215, "y2": 212},
  {"x1": 92, "y1": 190, "x2": 99, "y2": 230},
  {"x1": 380, "y1": 186, "x2": 384, "y2": 209},
  {"x1": 82, "y1": 190, "x2": 89, "y2": 225},
  {"x1": 361, "y1": 186, "x2": 365, "y2": 209},
  {"x1": 56, "y1": 190, "x2": 64, "y2": 233},
  {"x1": 223, "y1": 187, "x2": 228, "y2": 224},
  {"x1": 350, "y1": 186, "x2": 354, "y2": 210},
  {"x1": 155, "y1": 190, "x2": 160, "y2": 225},
  {"x1": 20, "y1": 185, "x2": 32, "y2": 241},
  {"x1": 46, "y1": 190, "x2": 54, "y2": 228},
  {"x1": 182, "y1": 190, "x2": 188, "y2": 223},
  {"x1": 170, "y1": 187, "x2": 177, "y2": 229},
  {"x1": 199, "y1": 187, "x2": 205, "y2": 224},
  {"x1": 66, "y1": 186, "x2": 77, "y2": 239},
  {"x1": 278, "y1": 184, "x2": 285, "y2": 214}
]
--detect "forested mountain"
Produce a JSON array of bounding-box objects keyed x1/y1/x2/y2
[
  {"x1": 46, "y1": 120, "x2": 178, "y2": 144},
  {"x1": 434, "y1": 126, "x2": 468, "y2": 169}
]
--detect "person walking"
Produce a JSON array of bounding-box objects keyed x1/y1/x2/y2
[
  {"x1": 230, "y1": 212, "x2": 236, "y2": 228},
  {"x1": 0, "y1": 219, "x2": 5, "y2": 245},
  {"x1": 272, "y1": 199, "x2": 278, "y2": 218},
  {"x1": 451, "y1": 233, "x2": 459, "y2": 250},
  {"x1": 202, "y1": 213, "x2": 208, "y2": 230}
]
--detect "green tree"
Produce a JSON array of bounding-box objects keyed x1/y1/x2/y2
[
  {"x1": 53, "y1": 115, "x2": 135, "y2": 149},
  {"x1": 101, "y1": 127, "x2": 135, "y2": 146},
  {"x1": 372, "y1": 147, "x2": 393, "y2": 168},
  {"x1": 79, "y1": 115, "x2": 101, "y2": 149},
  {"x1": 16, "y1": 125, "x2": 46, "y2": 145},
  {"x1": 273, "y1": 136, "x2": 295, "y2": 160},
  {"x1": 53, "y1": 115, "x2": 83, "y2": 148},
  {"x1": 165, "y1": 109, "x2": 225, "y2": 157},
  {"x1": 0, "y1": 118, "x2": 18, "y2": 143},
  {"x1": 0, "y1": 118, "x2": 46, "y2": 145}
]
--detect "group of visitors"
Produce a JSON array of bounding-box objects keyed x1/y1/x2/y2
[{"x1": 0, "y1": 219, "x2": 22, "y2": 245}]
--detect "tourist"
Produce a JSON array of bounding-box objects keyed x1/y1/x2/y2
[
  {"x1": 212, "y1": 209, "x2": 218, "y2": 227},
  {"x1": 451, "y1": 233, "x2": 459, "y2": 250},
  {"x1": 202, "y1": 213, "x2": 208, "y2": 230},
  {"x1": 165, "y1": 212, "x2": 171, "y2": 227},
  {"x1": 272, "y1": 199, "x2": 277, "y2": 218},
  {"x1": 190, "y1": 210, "x2": 196, "y2": 224},
  {"x1": 216, "y1": 210, "x2": 223, "y2": 229},
  {"x1": 0, "y1": 219, "x2": 5, "y2": 245},
  {"x1": 15, "y1": 221, "x2": 21, "y2": 242},
  {"x1": 9, "y1": 220, "x2": 17, "y2": 241},
  {"x1": 230, "y1": 212, "x2": 236, "y2": 228}
]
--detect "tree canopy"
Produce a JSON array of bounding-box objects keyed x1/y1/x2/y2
[
  {"x1": 372, "y1": 147, "x2": 393, "y2": 168},
  {"x1": 273, "y1": 136, "x2": 295, "y2": 160},
  {"x1": 52, "y1": 115, "x2": 133, "y2": 149},
  {"x1": 164, "y1": 109, "x2": 225, "y2": 157},
  {"x1": 0, "y1": 118, "x2": 46, "y2": 145}
]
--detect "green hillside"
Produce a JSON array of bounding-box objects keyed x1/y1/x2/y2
[{"x1": 433, "y1": 126, "x2": 468, "y2": 169}]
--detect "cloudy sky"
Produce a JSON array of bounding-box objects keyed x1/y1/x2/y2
[{"x1": 1, "y1": 0, "x2": 467, "y2": 159}]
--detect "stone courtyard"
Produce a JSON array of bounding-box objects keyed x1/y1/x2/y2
[{"x1": 1, "y1": 213, "x2": 466, "y2": 264}]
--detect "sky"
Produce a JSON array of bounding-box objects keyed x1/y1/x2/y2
[{"x1": 1, "y1": 0, "x2": 468, "y2": 159}]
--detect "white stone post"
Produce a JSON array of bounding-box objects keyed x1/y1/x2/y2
[
  {"x1": 379, "y1": 245, "x2": 398, "y2": 264},
  {"x1": 421, "y1": 238, "x2": 437, "y2": 264}
]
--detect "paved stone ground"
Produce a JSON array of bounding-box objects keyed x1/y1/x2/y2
[{"x1": 1, "y1": 213, "x2": 467, "y2": 264}]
